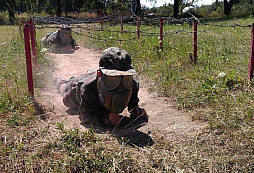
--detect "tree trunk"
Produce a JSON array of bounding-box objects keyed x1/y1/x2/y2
[
  {"x1": 6, "y1": 0, "x2": 15, "y2": 23},
  {"x1": 56, "y1": 0, "x2": 61, "y2": 17},
  {"x1": 173, "y1": 0, "x2": 179, "y2": 18},
  {"x1": 224, "y1": 0, "x2": 234, "y2": 15},
  {"x1": 136, "y1": 0, "x2": 141, "y2": 16}
]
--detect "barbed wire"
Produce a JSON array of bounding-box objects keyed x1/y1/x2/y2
[
  {"x1": 34, "y1": 25, "x2": 62, "y2": 29},
  {"x1": 25, "y1": 15, "x2": 254, "y2": 44},
  {"x1": 32, "y1": 15, "x2": 254, "y2": 30},
  {"x1": 72, "y1": 29, "x2": 137, "y2": 42},
  {"x1": 34, "y1": 15, "x2": 121, "y2": 25},
  {"x1": 75, "y1": 24, "x2": 137, "y2": 34},
  {"x1": 34, "y1": 23, "x2": 137, "y2": 34},
  {"x1": 30, "y1": 24, "x2": 249, "y2": 43},
  {"x1": 200, "y1": 23, "x2": 252, "y2": 28},
  {"x1": 33, "y1": 15, "x2": 197, "y2": 26}
]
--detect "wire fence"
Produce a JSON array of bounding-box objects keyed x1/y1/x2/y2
[
  {"x1": 31, "y1": 15, "x2": 254, "y2": 66},
  {"x1": 19, "y1": 15, "x2": 254, "y2": 98},
  {"x1": 17, "y1": 13, "x2": 254, "y2": 104},
  {"x1": 32, "y1": 15, "x2": 253, "y2": 42}
]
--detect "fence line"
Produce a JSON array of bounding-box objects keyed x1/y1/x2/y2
[
  {"x1": 23, "y1": 19, "x2": 35, "y2": 99},
  {"x1": 30, "y1": 15, "x2": 254, "y2": 51},
  {"x1": 21, "y1": 15, "x2": 254, "y2": 98}
]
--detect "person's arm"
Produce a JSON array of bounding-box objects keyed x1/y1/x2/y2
[
  {"x1": 127, "y1": 80, "x2": 147, "y2": 118},
  {"x1": 127, "y1": 80, "x2": 140, "y2": 111},
  {"x1": 70, "y1": 37, "x2": 78, "y2": 50}
]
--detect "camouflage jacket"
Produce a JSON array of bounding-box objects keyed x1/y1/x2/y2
[
  {"x1": 43, "y1": 30, "x2": 76, "y2": 49},
  {"x1": 62, "y1": 69, "x2": 140, "y2": 118}
]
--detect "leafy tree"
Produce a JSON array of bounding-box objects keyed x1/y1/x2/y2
[
  {"x1": 56, "y1": 0, "x2": 62, "y2": 17},
  {"x1": 157, "y1": 3, "x2": 173, "y2": 17},
  {"x1": 173, "y1": 0, "x2": 196, "y2": 18},
  {"x1": 223, "y1": 0, "x2": 247, "y2": 15},
  {"x1": 173, "y1": 0, "x2": 180, "y2": 18},
  {"x1": 5, "y1": 0, "x2": 16, "y2": 22},
  {"x1": 129, "y1": 0, "x2": 142, "y2": 16},
  {"x1": 63, "y1": 0, "x2": 73, "y2": 16},
  {"x1": 224, "y1": 0, "x2": 234, "y2": 15},
  {"x1": 37, "y1": 0, "x2": 48, "y2": 13},
  {"x1": 136, "y1": 0, "x2": 141, "y2": 16},
  {"x1": 73, "y1": 0, "x2": 85, "y2": 12}
]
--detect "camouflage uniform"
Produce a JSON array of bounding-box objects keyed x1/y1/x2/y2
[
  {"x1": 42, "y1": 24, "x2": 77, "y2": 49},
  {"x1": 56, "y1": 47, "x2": 146, "y2": 126},
  {"x1": 56, "y1": 69, "x2": 140, "y2": 126}
]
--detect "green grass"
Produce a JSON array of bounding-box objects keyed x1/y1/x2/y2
[
  {"x1": 81, "y1": 17, "x2": 254, "y2": 125},
  {"x1": 0, "y1": 23, "x2": 52, "y2": 115},
  {"x1": 77, "y1": 17, "x2": 254, "y2": 172},
  {"x1": 1, "y1": 16, "x2": 254, "y2": 172},
  {"x1": 0, "y1": 27, "x2": 30, "y2": 116}
]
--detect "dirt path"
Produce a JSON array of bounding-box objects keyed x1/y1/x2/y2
[{"x1": 41, "y1": 46, "x2": 206, "y2": 136}]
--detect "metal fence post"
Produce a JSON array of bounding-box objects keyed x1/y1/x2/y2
[
  {"x1": 248, "y1": 23, "x2": 254, "y2": 80},
  {"x1": 159, "y1": 18, "x2": 163, "y2": 51},
  {"x1": 23, "y1": 20, "x2": 34, "y2": 99},
  {"x1": 29, "y1": 19, "x2": 37, "y2": 67},
  {"x1": 193, "y1": 19, "x2": 198, "y2": 63}
]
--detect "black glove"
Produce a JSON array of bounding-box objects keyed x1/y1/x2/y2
[{"x1": 129, "y1": 106, "x2": 147, "y2": 119}]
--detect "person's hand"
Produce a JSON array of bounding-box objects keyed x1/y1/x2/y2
[
  {"x1": 74, "y1": 45, "x2": 80, "y2": 50},
  {"x1": 130, "y1": 106, "x2": 147, "y2": 119},
  {"x1": 109, "y1": 113, "x2": 121, "y2": 126}
]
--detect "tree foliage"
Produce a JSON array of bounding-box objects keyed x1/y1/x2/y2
[
  {"x1": 1, "y1": 0, "x2": 254, "y2": 22},
  {"x1": 223, "y1": 0, "x2": 253, "y2": 15},
  {"x1": 224, "y1": 0, "x2": 234, "y2": 15},
  {"x1": 0, "y1": 0, "x2": 141, "y2": 19}
]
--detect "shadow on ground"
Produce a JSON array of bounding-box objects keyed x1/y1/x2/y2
[
  {"x1": 48, "y1": 47, "x2": 75, "y2": 54},
  {"x1": 83, "y1": 117, "x2": 154, "y2": 147},
  {"x1": 66, "y1": 108, "x2": 153, "y2": 147}
]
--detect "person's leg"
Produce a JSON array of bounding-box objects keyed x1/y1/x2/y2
[{"x1": 54, "y1": 77, "x2": 68, "y2": 96}]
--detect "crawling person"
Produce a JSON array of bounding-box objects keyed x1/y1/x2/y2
[
  {"x1": 55, "y1": 47, "x2": 147, "y2": 127},
  {"x1": 41, "y1": 24, "x2": 78, "y2": 51}
]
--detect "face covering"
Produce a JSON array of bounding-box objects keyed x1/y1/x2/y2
[
  {"x1": 59, "y1": 29, "x2": 72, "y2": 46},
  {"x1": 97, "y1": 73, "x2": 133, "y2": 114}
]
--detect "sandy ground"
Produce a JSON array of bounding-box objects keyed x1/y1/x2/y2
[{"x1": 41, "y1": 46, "x2": 206, "y2": 139}]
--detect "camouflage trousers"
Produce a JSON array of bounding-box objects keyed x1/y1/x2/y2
[{"x1": 55, "y1": 77, "x2": 109, "y2": 126}]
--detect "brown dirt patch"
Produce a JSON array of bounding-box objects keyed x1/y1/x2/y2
[{"x1": 41, "y1": 46, "x2": 206, "y2": 137}]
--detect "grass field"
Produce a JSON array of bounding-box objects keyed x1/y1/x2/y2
[{"x1": 0, "y1": 16, "x2": 254, "y2": 172}]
